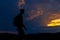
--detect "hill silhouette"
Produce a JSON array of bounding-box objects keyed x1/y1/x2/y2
[
  {"x1": 0, "y1": 33, "x2": 17, "y2": 40},
  {"x1": 0, "y1": 32, "x2": 60, "y2": 40},
  {"x1": 26, "y1": 33, "x2": 60, "y2": 40}
]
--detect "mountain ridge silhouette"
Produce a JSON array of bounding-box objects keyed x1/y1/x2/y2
[{"x1": 0, "y1": 32, "x2": 60, "y2": 40}]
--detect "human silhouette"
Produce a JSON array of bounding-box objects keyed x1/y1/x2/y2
[{"x1": 13, "y1": 9, "x2": 26, "y2": 40}]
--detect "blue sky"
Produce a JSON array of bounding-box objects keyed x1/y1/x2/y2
[{"x1": 0, "y1": 0, "x2": 60, "y2": 34}]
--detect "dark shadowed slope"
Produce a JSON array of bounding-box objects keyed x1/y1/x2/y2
[
  {"x1": 0, "y1": 31, "x2": 17, "y2": 40},
  {"x1": 0, "y1": 32, "x2": 60, "y2": 40},
  {"x1": 26, "y1": 33, "x2": 60, "y2": 40},
  {"x1": 0, "y1": 33, "x2": 17, "y2": 40}
]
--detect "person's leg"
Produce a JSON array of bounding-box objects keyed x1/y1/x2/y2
[
  {"x1": 17, "y1": 26, "x2": 25, "y2": 40},
  {"x1": 20, "y1": 28, "x2": 25, "y2": 40},
  {"x1": 17, "y1": 26, "x2": 21, "y2": 40}
]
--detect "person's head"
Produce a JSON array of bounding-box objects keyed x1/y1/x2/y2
[{"x1": 20, "y1": 9, "x2": 24, "y2": 14}]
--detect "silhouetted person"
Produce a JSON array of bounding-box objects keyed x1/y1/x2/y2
[{"x1": 13, "y1": 9, "x2": 26, "y2": 40}]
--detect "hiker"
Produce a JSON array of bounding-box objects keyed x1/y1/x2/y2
[{"x1": 13, "y1": 9, "x2": 26, "y2": 40}]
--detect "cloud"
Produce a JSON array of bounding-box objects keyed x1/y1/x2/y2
[
  {"x1": 25, "y1": 0, "x2": 60, "y2": 27},
  {"x1": 17, "y1": 0, "x2": 25, "y2": 9},
  {"x1": 26, "y1": 3, "x2": 43, "y2": 20}
]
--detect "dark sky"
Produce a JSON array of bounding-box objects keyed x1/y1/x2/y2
[{"x1": 0, "y1": 0, "x2": 60, "y2": 34}]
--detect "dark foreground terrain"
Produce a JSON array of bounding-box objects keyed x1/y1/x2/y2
[{"x1": 0, "y1": 33, "x2": 60, "y2": 40}]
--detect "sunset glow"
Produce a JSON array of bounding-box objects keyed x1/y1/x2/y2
[{"x1": 47, "y1": 19, "x2": 60, "y2": 27}]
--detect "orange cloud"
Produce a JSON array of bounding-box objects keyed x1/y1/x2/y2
[
  {"x1": 38, "y1": 11, "x2": 60, "y2": 26},
  {"x1": 26, "y1": 9, "x2": 43, "y2": 20},
  {"x1": 17, "y1": 0, "x2": 25, "y2": 9},
  {"x1": 48, "y1": 12, "x2": 60, "y2": 20},
  {"x1": 46, "y1": 12, "x2": 60, "y2": 27},
  {"x1": 26, "y1": 4, "x2": 43, "y2": 21}
]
